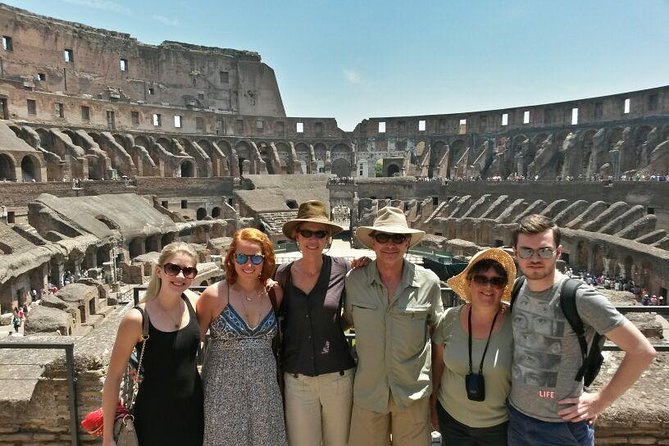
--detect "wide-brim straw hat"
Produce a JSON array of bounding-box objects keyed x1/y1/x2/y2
[
  {"x1": 282, "y1": 200, "x2": 344, "y2": 239},
  {"x1": 447, "y1": 248, "x2": 517, "y2": 303},
  {"x1": 356, "y1": 206, "x2": 425, "y2": 249}
]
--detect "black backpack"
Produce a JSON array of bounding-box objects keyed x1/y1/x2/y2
[{"x1": 511, "y1": 277, "x2": 605, "y2": 387}]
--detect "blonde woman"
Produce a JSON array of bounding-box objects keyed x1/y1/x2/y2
[{"x1": 102, "y1": 242, "x2": 204, "y2": 446}]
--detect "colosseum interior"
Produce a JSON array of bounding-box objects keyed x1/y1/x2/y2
[{"x1": 0, "y1": 3, "x2": 668, "y2": 445}]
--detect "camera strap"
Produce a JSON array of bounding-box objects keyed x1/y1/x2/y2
[{"x1": 468, "y1": 305, "x2": 500, "y2": 375}]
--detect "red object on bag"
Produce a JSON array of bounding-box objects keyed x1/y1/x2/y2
[{"x1": 81, "y1": 401, "x2": 129, "y2": 437}]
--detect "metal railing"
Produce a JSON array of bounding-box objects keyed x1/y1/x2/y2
[{"x1": 0, "y1": 340, "x2": 79, "y2": 446}]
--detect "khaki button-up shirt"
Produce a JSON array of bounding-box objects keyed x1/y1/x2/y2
[{"x1": 345, "y1": 260, "x2": 444, "y2": 412}]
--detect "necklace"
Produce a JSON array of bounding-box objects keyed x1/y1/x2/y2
[
  {"x1": 158, "y1": 300, "x2": 183, "y2": 329},
  {"x1": 237, "y1": 286, "x2": 264, "y2": 302}
]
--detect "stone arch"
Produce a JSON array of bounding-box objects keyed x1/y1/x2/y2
[
  {"x1": 512, "y1": 134, "x2": 530, "y2": 176},
  {"x1": 576, "y1": 240, "x2": 589, "y2": 270},
  {"x1": 430, "y1": 140, "x2": 448, "y2": 178},
  {"x1": 608, "y1": 127, "x2": 625, "y2": 150},
  {"x1": 196, "y1": 207, "x2": 207, "y2": 220},
  {"x1": 211, "y1": 207, "x2": 221, "y2": 218},
  {"x1": 295, "y1": 142, "x2": 311, "y2": 174},
  {"x1": 314, "y1": 143, "x2": 327, "y2": 173},
  {"x1": 275, "y1": 141, "x2": 292, "y2": 174},
  {"x1": 234, "y1": 140, "x2": 254, "y2": 175},
  {"x1": 257, "y1": 142, "x2": 275, "y2": 174},
  {"x1": 216, "y1": 139, "x2": 234, "y2": 175},
  {"x1": 553, "y1": 130, "x2": 571, "y2": 179},
  {"x1": 387, "y1": 163, "x2": 400, "y2": 177},
  {"x1": 331, "y1": 158, "x2": 351, "y2": 177},
  {"x1": 634, "y1": 125, "x2": 654, "y2": 167},
  {"x1": 180, "y1": 160, "x2": 195, "y2": 177},
  {"x1": 449, "y1": 139, "x2": 467, "y2": 178},
  {"x1": 157, "y1": 137, "x2": 178, "y2": 155},
  {"x1": 592, "y1": 244, "x2": 604, "y2": 275},
  {"x1": 581, "y1": 129, "x2": 597, "y2": 177},
  {"x1": 0, "y1": 153, "x2": 16, "y2": 181},
  {"x1": 20, "y1": 154, "x2": 41, "y2": 182}
]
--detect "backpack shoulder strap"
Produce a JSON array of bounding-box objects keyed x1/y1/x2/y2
[
  {"x1": 509, "y1": 276, "x2": 526, "y2": 311},
  {"x1": 560, "y1": 278, "x2": 586, "y2": 357}
]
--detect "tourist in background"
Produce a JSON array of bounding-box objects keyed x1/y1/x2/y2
[
  {"x1": 431, "y1": 248, "x2": 516, "y2": 445},
  {"x1": 276, "y1": 200, "x2": 367, "y2": 446},
  {"x1": 197, "y1": 228, "x2": 286, "y2": 446},
  {"x1": 345, "y1": 206, "x2": 444, "y2": 446},
  {"x1": 101, "y1": 241, "x2": 204, "y2": 446}
]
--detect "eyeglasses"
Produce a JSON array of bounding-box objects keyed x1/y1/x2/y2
[
  {"x1": 517, "y1": 247, "x2": 556, "y2": 259},
  {"x1": 298, "y1": 229, "x2": 328, "y2": 239},
  {"x1": 372, "y1": 232, "x2": 408, "y2": 244},
  {"x1": 471, "y1": 274, "x2": 507, "y2": 289},
  {"x1": 162, "y1": 262, "x2": 198, "y2": 279},
  {"x1": 235, "y1": 253, "x2": 265, "y2": 265}
]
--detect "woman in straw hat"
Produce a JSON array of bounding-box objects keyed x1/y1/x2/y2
[
  {"x1": 431, "y1": 248, "x2": 516, "y2": 446},
  {"x1": 275, "y1": 200, "x2": 368, "y2": 446}
]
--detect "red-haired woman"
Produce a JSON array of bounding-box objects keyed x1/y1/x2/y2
[{"x1": 197, "y1": 228, "x2": 286, "y2": 446}]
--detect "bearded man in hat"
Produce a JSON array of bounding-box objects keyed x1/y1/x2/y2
[{"x1": 345, "y1": 206, "x2": 444, "y2": 446}]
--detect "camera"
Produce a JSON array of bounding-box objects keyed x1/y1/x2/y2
[{"x1": 465, "y1": 373, "x2": 485, "y2": 401}]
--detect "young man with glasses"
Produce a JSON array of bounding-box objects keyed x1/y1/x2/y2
[
  {"x1": 508, "y1": 214, "x2": 655, "y2": 446},
  {"x1": 345, "y1": 206, "x2": 444, "y2": 446}
]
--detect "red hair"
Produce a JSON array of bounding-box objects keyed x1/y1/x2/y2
[{"x1": 224, "y1": 228, "x2": 276, "y2": 285}]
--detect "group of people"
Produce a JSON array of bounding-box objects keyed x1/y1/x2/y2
[{"x1": 101, "y1": 204, "x2": 656, "y2": 446}]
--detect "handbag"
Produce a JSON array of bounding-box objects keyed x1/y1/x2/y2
[{"x1": 82, "y1": 308, "x2": 150, "y2": 445}]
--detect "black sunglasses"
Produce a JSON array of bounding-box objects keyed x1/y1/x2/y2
[
  {"x1": 372, "y1": 232, "x2": 408, "y2": 244},
  {"x1": 298, "y1": 229, "x2": 328, "y2": 239},
  {"x1": 235, "y1": 253, "x2": 265, "y2": 265},
  {"x1": 162, "y1": 262, "x2": 198, "y2": 279},
  {"x1": 471, "y1": 274, "x2": 506, "y2": 289}
]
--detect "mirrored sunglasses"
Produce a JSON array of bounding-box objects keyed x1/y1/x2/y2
[
  {"x1": 517, "y1": 247, "x2": 555, "y2": 259},
  {"x1": 235, "y1": 253, "x2": 265, "y2": 265},
  {"x1": 471, "y1": 274, "x2": 506, "y2": 289},
  {"x1": 298, "y1": 229, "x2": 328, "y2": 239},
  {"x1": 372, "y1": 232, "x2": 408, "y2": 244},
  {"x1": 162, "y1": 262, "x2": 198, "y2": 279}
]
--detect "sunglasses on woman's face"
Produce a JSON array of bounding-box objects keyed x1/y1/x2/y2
[
  {"x1": 162, "y1": 262, "x2": 198, "y2": 279},
  {"x1": 372, "y1": 232, "x2": 408, "y2": 244},
  {"x1": 235, "y1": 253, "x2": 265, "y2": 265},
  {"x1": 471, "y1": 274, "x2": 506, "y2": 289},
  {"x1": 298, "y1": 229, "x2": 328, "y2": 239}
]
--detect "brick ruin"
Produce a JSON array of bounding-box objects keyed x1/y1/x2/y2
[{"x1": 0, "y1": 3, "x2": 667, "y2": 445}]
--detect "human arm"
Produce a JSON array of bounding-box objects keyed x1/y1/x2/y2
[
  {"x1": 348, "y1": 256, "x2": 371, "y2": 269},
  {"x1": 101, "y1": 309, "x2": 143, "y2": 446},
  {"x1": 430, "y1": 342, "x2": 445, "y2": 431},
  {"x1": 557, "y1": 319, "x2": 656, "y2": 422},
  {"x1": 195, "y1": 282, "x2": 221, "y2": 341}
]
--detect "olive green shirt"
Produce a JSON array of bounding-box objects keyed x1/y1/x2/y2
[{"x1": 345, "y1": 260, "x2": 444, "y2": 412}]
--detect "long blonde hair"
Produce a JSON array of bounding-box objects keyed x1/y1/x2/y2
[{"x1": 141, "y1": 241, "x2": 198, "y2": 303}]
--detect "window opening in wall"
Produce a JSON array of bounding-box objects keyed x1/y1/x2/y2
[
  {"x1": 256, "y1": 120, "x2": 264, "y2": 131},
  {"x1": 181, "y1": 200, "x2": 188, "y2": 209},
  {"x1": 36, "y1": 73, "x2": 46, "y2": 81},
  {"x1": 64, "y1": 49, "x2": 73, "y2": 62},
  {"x1": 458, "y1": 119, "x2": 467, "y2": 134},
  {"x1": 196, "y1": 117, "x2": 205, "y2": 130},
  {"x1": 192, "y1": 78, "x2": 197, "y2": 87},
  {"x1": 647, "y1": 207, "x2": 654, "y2": 215},
  {"x1": 198, "y1": 92, "x2": 205, "y2": 100},
  {"x1": 236, "y1": 119, "x2": 244, "y2": 134},
  {"x1": 120, "y1": 59, "x2": 128, "y2": 71},
  {"x1": 432, "y1": 196, "x2": 438, "y2": 205},
  {"x1": 571, "y1": 107, "x2": 579, "y2": 125},
  {"x1": 219, "y1": 71, "x2": 229, "y2": 83},
  {"x1": 81, "y1": 105, "x2": 90, "y2": 121},
  {"x1": 623, "y1": 98, "x2": 630, "y2": 114},
  {"x1": 378, "y1": 121, "x2": 386, "y2": 133},
  {"x1": 152, "y1": 113, "x2": 162, "y2": 127},
  {"x1": 418, "y1": 120, "x2": 426, "y2": 131},
  {"x1": 296, "y1": 122, "x2": 304, "y2": 133},
  {"x1": 523, "y1": 110, "x2": 530, "y2": 124},
  {"x1": 2, "y1": 36, "x2": 12, "y2": 51},
  {"x1": 55, "y1": 102, "x2": 64, "y2": 118},
  {"x1": 501, "y1": 113, "x2": 508, "y2": 126},
  {"x1": 161, "y1": 201, "x2": 169, "y2": 208},
  {"x1": 131, "y1": 111, "x2": 140, "y2": 125},
  {"x1": 106, "y1": 110, "x2": 116, "y2": 130},
  {"x1": 174, "y1": 115, "x2": 182, "y2": 128},
  {"x1": 148, "y1": 87, "x2": 154, "y2": 95},
  {"x1": 594, "y1": 102, "x2": 603, "y2": 119},
  {"x1": 648, "y1": 93, "x2": 659, "y2": 111},
  {"x1": 27, "y1": 99, "x2": 36, "y2": 115}
]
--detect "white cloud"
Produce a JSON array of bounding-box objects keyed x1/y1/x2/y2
[
  {"x1": 61, "y1": 0, "x2": 131, "y2": 15},
  {"x1": 152, "y1": 15, "x2": 179, "y2": 27},
  {"x1": 343, "y1": 69, "x2": 362, "y2": 85}
]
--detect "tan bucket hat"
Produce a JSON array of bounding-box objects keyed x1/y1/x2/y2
[
  {"x1": 446, "y1": 248, "x2": 517, "y2": 303},
  {"x1": 356, "y1": 206, "x2": 425, "y2": 249},
  {"x1": 282, "y1": 200, "x2": 344, "y2": 239}
]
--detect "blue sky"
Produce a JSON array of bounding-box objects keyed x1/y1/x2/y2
[{"x1": 6, "y1": 0, "x2": 669, "y2": 131}]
